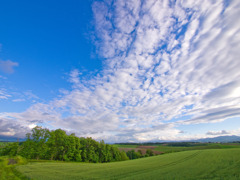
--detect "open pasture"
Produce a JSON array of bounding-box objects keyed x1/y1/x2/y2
[
  {"x1": 115, "y1": 142, "x2": 240, "y2": 154},
  {"x1": 154, "y1": 143, "x2": 240, "y2": 153},
  {"x1": 17, "y1": 148, "x2": 240, "y2": 180}
]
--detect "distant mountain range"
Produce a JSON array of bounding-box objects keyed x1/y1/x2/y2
[
  {"x1": 193, "y1": 135, "x2": 240, "y2": 143},
  {"x1": 0, "y1": 135, "x2": 25, "y2": 142},
  {"x1": 1, "y1": 135, "x2": 240, "y2": 143},
  {"x1": 116, "y1": 135, "x2": 240, "y2": 145}
]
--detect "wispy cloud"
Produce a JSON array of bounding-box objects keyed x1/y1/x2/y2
[
  {"x1": 0, "y1": 60, "x2": 19, "y2": 74},
  {"x1": 0, "y1": 75, "x2": 7, "y2": 79},
  {"x1": 12, "y1": 99, "x2": 26, "y2": 102},
  {"x1": 0, "y1": 89, "x2": 11, "y2": 100},
  {"x1": 1, "y1": 0, "x2": 240, "y2": 142},
  {"x1": 206, "y1": 128, "x2": 240, "y2": 137},
  {"x1": 206, "y1": 130, "x2": 229, "y2": 136}
]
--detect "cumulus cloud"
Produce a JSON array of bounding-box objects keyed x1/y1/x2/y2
[
  {"x1": 0, "y1": 60, "x2": 19, "y2": 74},
  {"x1": 1, "y1": 0, "x2": 240, "y2": 142},
  {"x1": 0, "y1": 118, "x2": 29, "y2": 138}
]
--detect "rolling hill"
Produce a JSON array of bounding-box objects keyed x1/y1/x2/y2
[{"x1": 16, "y1": 148, "x2": 240, "y2": 180}]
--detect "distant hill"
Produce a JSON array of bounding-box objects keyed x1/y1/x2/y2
[
  {"x1": 115, "y1": 135, "x2": 240, "y2": 145},
  {"x1": 1, "y1": 135, "x2": 240, "y2": 143},
  {"x1": 194, "y1": 135, "x2": 240, "y2": 143},
  {"x1": 0, "y1": 135, "x2": 25, "y2": 142}
]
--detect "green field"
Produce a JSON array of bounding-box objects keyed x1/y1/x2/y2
[
  {"x1": 154, "y1": 143, "x2": 240, "y2": 153},
  {"x1": 16, "y1": 148, "x2": 240, "y2": 180},
  {"x1": 113, "y1": 142, "x2": 240, "y2": 154}
]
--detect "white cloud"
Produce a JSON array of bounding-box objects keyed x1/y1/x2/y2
[
  {"x1": 0, "y1": 60, "x2": 19, "y2": 74},
  {"x1": 1, "y1": 0, "x2": 240, "y2": 142},
  {"x1": 0, "y1": 89, "x2": 11, "y2": 100},
  {"x1": 12, "y1": 99, "x2": 26, "y2": 102},
  {"x1": 206, "y1": 130, "x2": 229, "y2": 136},
  {"x1": 24, "y1": 90, "x2": 39, "y2": 100},
  {"x1": 204, "y1": 128, "x2": 240, "y2": 138},
  {"x1": 0, "y1": 75, "x2": 7, "y2": 79}
]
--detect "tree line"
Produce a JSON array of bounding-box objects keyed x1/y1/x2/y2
[
  {"x1": 126, "y1": 149, "x2": 154, "y2": 160},
  {"x1": 0, "y1": 126, "x2": 129, "y2": 162}
]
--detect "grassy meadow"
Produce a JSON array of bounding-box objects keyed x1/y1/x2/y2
[
  {"x1": 114, "y1": 142, "x2": 240, "y2": 154},
  {"x1": 16, "y1": 148, "x2": 240, "y2": 180},
  {"x1": 153, "y1": 143, "x2": 240, "y2": 153}
]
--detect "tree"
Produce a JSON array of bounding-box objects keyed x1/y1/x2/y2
[
  {"x1": 20, "y1": 126, "x2": 50, "y2": 159},
  {"x1": 1, "y1": 127, "x2": 126, "y2": 163},
  {"x1": 120, "y1": 151, "x2": 129, "y2": 161},
  {"x1": 99, "y1": 140, "x2": 106, "y2": 162},
  {"x1": 146, "y1": 149, "x2": 154, "y2": 156},
  {"x1": 47, "y1": 129, "x2": 68, "y2": 161},
  {"x1": 0, "y1": 142, "x2": 19, "y2": 156}
]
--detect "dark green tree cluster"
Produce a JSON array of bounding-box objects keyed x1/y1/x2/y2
[
  {"x1": 0, "y1": 142, "x2": 19, "y2": 156},
  {"x1": 126, "y1": 149, "x2": 154, "y2": 160},
  {"x1": 0, "y1": 126, "x2": 128, "y2": 163}
]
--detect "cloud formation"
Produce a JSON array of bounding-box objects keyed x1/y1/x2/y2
[
  {"x1": 206, "y1": 130, "x2": 229, "y2": 136},
  {"x1": 0, "y1": 89, "x2": 11, "y2": 100},
  {"x1": 1, "y1": 0, "x2": 240, "y2": 142},
  {"x1": 0, "y1": 60, "x2": 19, "y2": 74}
]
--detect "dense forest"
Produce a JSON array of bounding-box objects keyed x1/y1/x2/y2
[{"x1": 0, "y1": 126, "x2": 129, "y2": 162}]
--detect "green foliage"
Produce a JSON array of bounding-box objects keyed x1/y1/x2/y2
[
  {"x1": 126, "y1": 150, "x2": 143, "y2": 160},
  {"x1": 125, "y1": 149, "x2": 154, "y2": 160},
  {"x1": 146, "y1": 149, "x2": 154, "y2": 156},
  {"x1": 120, "y1": 151, "x2": 129, "y2": 161},
  {"x1": 0, "y1": 142, "x2": 19, "y2": 157},
  {"x1": 0, "y1": 127, "x2": 127, "y2": 163},
  {"x1": 16, "y1": 149, "x2": 240, "y2": 180},
  {"x1": 0, "y1": 142, "x2": 12, "y2": 149},
  {"x1": 14, "y1": 126, "x2": 50, "y2": 160},
  {"x1": 0, "y1": 156, "x2": 28, "y2": 180}
]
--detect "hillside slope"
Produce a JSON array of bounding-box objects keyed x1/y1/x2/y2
[{"x1": 16, "y1": 148, "x2": 240, "y2": 180}]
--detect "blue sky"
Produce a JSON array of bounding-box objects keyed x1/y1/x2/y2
[
  {"x1": 0, "y1": 0, "x2": 240, "y2": 142},
  {"x1": 0, "y1": 0, "x2": 101, "y2": 110}
]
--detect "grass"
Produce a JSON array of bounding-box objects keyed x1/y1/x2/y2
[
  {"x1": 113, "y1": 142, "x2": 240, "y2": 154},
  {"x1": 17, "y1": 148, "x2": 240, "y2": 180},
  {"x1": 0, "y1": 156, "x2": 28, "y2": 180}
]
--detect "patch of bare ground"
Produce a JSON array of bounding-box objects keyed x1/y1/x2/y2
[{"x1": 8, "y1": 158, "x2": 17, "y2": 165}]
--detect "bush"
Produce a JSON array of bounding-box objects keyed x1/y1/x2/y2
[{"x1": 146, "y1": 149, "x2": 154, "y2": 156}]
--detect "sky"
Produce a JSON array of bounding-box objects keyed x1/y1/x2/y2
[{"x1": 0, "y1": 0, "x2": 240, "y2": 142}]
